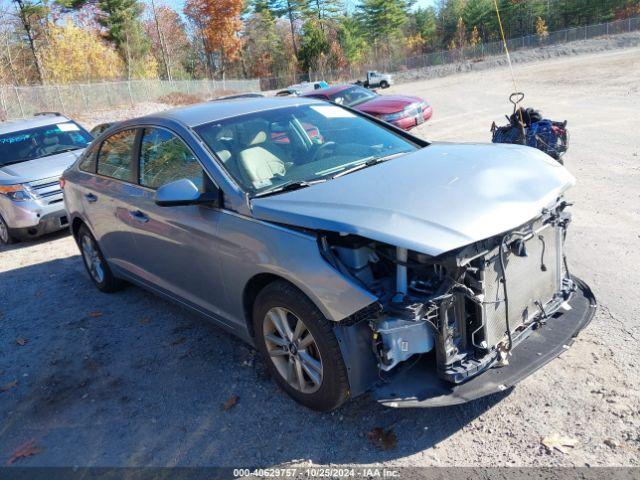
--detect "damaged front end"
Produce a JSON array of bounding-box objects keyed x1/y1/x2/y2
[{"x1": 320, "y1": 198, "x2": 596, "y2": 406}]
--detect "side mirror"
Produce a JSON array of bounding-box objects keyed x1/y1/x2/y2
[{"x1": 155, "y1": 178, "x2": 218, "y2": 207}]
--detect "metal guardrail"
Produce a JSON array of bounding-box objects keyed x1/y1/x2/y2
[{"x1": 0, "y1": 78, "x2": 261, "y2": 120}]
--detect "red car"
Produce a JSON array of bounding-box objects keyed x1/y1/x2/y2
[{"x1": 302, "y1": 84, "x2": 432, "y2": 130}]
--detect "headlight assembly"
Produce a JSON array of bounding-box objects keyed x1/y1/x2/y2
[{"x1": 0, "y1": 184, "x2": 36, "y2": 202}]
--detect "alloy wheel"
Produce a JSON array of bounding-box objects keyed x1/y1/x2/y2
[
  {"x1": 0, "y1": 217, "x2": 8, "y2": 243},
  {"x1": 263, "y1": 307, "x2": 323, "y2": 394},
  {"x1": 81, "y1": 234, "x2": 105, "y2": 284}
]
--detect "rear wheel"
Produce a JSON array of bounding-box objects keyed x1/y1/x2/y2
[
  {"x1": 253, "y1": 281, "x2": 350, "y2": 411},
  {"x1": 77, "y1": 224, "x2": 123, "y2": 293},
  {"x1": 380, "y1": 80, "x2": 389, "y2": 88},
  {"x1": 0, "y1": 215, "x2": 16, "y2": 245}
]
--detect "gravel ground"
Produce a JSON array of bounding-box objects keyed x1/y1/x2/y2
[{"x1": 1, "y1": 46, "x2": 639, "y2": 468}]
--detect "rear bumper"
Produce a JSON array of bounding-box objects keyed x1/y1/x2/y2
[{"x1": 372, "y1": 276, "x2": 596, "y2": 408}]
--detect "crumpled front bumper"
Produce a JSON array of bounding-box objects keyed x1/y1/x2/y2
[{"x1": 372, "y1": 276, "x2": 596, "y2": 408}]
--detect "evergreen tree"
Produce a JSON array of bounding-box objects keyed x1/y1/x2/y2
[
  {"x1": 303, "y1": 0, "x2": 344, "y2": 23},
  {"x1": 356, "y1": 0, "x2": 412, "y2": 47},
  {"x1": 298, "y1": 18, "x2": 330, "y2": 71},
  {"x1": 270, "y1": 0, "x2": 306, "y2": 56},
  {"x1": 413, "y1": 7, "x2": 438, "y2": 50},
  {"x1": 337, "y1": 16, "x2": 369, "y2": 64},
  {"x1": 97, "y1": 0, "x2": 153, "y2": 78}
]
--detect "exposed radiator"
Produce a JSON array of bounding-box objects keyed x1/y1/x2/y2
[{"x1": 481, "y1": 224, "x2": 562, "y2": 349}]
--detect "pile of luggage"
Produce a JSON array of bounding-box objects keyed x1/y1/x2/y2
[{"x1": 491, "y1": 105, "x2": 569, "y2": 163}]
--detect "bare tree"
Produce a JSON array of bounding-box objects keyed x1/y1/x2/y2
[
  {"x1": 149, "y1": 0, "x2": 172, "y2": 81},
  {"x1": 12, "y1": 0, "x2": 45, "y2": 84}
]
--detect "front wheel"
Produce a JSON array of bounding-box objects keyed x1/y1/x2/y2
[
  {"x1": 253, "y1": 281, "x2": 350, "y2": 411},
  {"x1": 0, "y1": 214, "x2": 16, "y2": 245}
]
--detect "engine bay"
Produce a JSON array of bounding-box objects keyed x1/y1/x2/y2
[{"x1": 320, "y1": 198, "x2": 576, "y2": 384}]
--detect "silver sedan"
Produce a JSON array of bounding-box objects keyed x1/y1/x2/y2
[{"x1": 62, "y1": 98, "x2": 595, "y2": 411}]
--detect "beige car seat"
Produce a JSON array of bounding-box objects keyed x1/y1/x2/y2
[
  {"x1": 199, "y1": 127, "x2": 242, "y2": 181},
  {"x1": 237, "y1": 119, "x2": 286, "y2": 185}
]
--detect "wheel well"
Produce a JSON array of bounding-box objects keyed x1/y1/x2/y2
[
  {"x1": 71, "y1": 217, "x2": 85, "y2": 241},
  {"x1": 242, "y1": 273, "x2": 288, "y2": 338}
]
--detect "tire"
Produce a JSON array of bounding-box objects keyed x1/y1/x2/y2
[
  {"x1": 253, "y1": 280, "x2": 350, "y2": 411},
  {"x1": 77, "y1": 224, "x2": 123, "y2": 293},
  {"x1": 380, "y1": 80, "x2": 389, "y2": 89},
  {"x1": 0, "y1": 214, "x2": 16, "y2": 245}
]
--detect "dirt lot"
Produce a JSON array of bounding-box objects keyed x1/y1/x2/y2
[{"x1": 1, "y1": 47, "x2": 639, "y2": 468}]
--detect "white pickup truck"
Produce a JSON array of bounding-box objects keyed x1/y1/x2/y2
[{"x1": 356, "y1": 71, "x2": 393, "y2": 89}]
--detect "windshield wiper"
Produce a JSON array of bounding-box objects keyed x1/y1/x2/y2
[
  {"x1": 39, "y1": 147, "x2": 83, "y2": 158},
  {"x1": 253, "y1": 178, "x2": 327, "y2": 198},
  {"x1": 332, "y1": 151, "x2": 409, "y2": 179},
  {"x1": 1, "y1": 160, "x2": 24, "y2": 167}
]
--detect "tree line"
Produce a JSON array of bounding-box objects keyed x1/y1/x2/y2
[{"x1": 1, "y1": 0, "x2": 638, "y2": 87}]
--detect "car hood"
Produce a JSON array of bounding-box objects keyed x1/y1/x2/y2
[
  {"x1": 251, "y1": 143, "x2": 575, "y2": 256},
  {"x1": 0, "y1": 149, "x2": 83, "y2": 185},
  {"x1": 356, "y1": 95, "x2": 423, "y2": 114}
]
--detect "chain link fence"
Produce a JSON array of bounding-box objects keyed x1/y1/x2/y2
[
  {"x1": 0, "y1": 78, "x2": 260, "y2": 120},
  {"x1": 261, "y1": 16, "x2": 640, "y2": 90}
]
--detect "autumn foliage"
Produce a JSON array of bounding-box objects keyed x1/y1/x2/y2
[
  {"x1": 0, "y1": 0, "x2": 635, "y2": 86},
  {"x1": 184, "y1": 0, "x2": 244, "y2": 73},
  {"x1": 40, "y1": 20, "x2": 124, "y2": 83}
]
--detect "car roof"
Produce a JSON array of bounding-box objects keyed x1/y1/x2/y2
[
  {"x1": 143, "y1": 97, "x2": 324, "y2": 127},
  {"x1": 302, "y1": 84, "x2": 353, "y2": 97},
  {"x1": 0, "y1": 114, "x2": 71, "y2": 135}
]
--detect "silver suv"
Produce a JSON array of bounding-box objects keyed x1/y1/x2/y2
[
  {"x1": 0, "y1": 113, "x2": 92, "y2": 244},
  {"x1": 63, "y1": 98, "x2": 594, "y2": 411}
]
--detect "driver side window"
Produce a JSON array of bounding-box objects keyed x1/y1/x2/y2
[{"x1": 139, "y1": 128, "x2": 204, "y2": 191}]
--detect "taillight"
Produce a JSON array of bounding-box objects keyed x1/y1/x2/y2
[{"x1": 59, "y1": 177, "x2": 65, "y2": 189}]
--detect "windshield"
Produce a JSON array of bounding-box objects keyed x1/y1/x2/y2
[
  {"x1": 194, "y1": 104, "x2": 419, "y2": 195},
  {"x1": 0, "y1": 121, "x2": 92, "y2": 167},
  {"x1": 328, "y1": 86, "x2": 377, "y2": 107}
]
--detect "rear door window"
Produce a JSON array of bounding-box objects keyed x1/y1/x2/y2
[{"x1": 96, "y1": 129, "x2": 137, "y2": 182}]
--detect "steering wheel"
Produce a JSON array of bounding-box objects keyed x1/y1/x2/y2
[{"x1": 311, "y1": 141, "x2": 337, "y2": 162}]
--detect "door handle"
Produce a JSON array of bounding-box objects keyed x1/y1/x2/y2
[
  {"x1": 128, "y1": 210, "x2": 149, "y2": 224},
  {"x1": 85, "y1": 193, "x2": 98, "y2": 203}
]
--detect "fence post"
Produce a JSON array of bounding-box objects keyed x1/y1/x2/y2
[
  {"x1": 80, "y1": 84, "x2": 89, "y2": 111},
  {"x1": 145, "y1": 80, "x2": 152, "y2": 102},
  {"x1": 14, "y1": 86, "x2": 25, "y2": 117},
  {"x1": 127, "y1": 81, "x2": 134, "y2": 106},
  {"x1": 55, "y1": 85, "x2": 66, "y2": 113},
  {"x1": 0, "y1": 86, "x2": 7, "y2": 119}
]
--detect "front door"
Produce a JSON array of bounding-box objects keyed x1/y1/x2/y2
[{"x1": 123, "y1": 127, "x2": 232, "y2": 324}]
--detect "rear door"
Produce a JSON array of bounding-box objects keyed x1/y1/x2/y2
[
  {"x1": 123, "y1": 126, "x2": 231, "y2": 323},
  {"x1": 83, "y1": 128, "x2": 141, "y2": 271}
]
